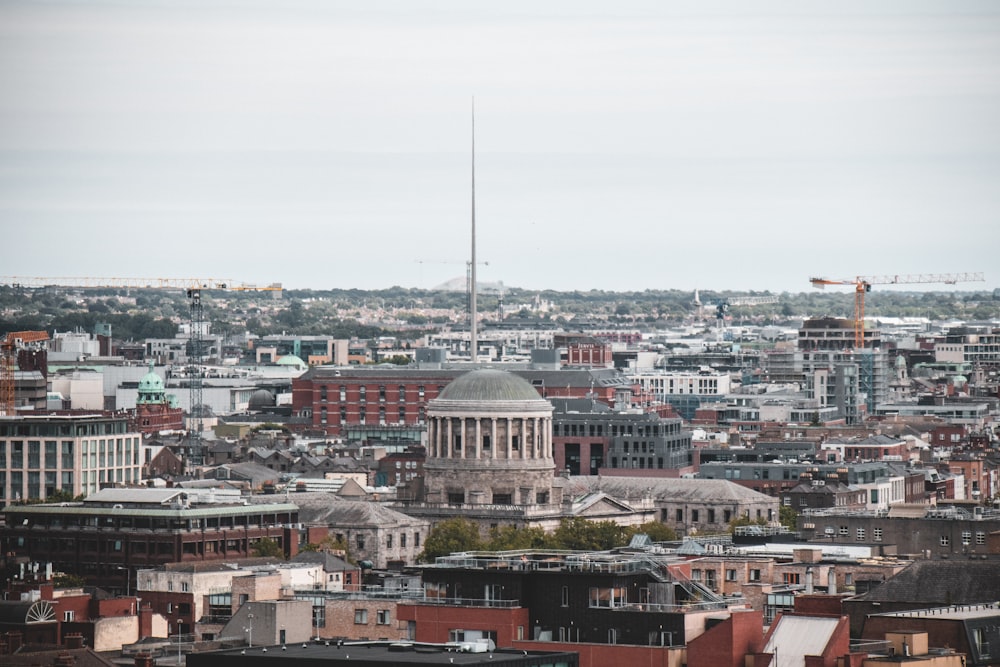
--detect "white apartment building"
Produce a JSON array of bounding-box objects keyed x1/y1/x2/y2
[{"x1": 0, "y1": 413, "x2": 144, "y2": 503}]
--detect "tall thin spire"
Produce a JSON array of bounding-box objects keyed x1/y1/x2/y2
[{"x1": 470, "y1": 97, "x2": 478, "y2": 363}]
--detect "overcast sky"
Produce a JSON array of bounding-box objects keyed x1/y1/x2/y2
[{"x1": 1, "y1": 0, "x2": 998, "y2": 295}]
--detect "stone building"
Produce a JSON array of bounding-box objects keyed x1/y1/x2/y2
[{"x1": 423, "y1": 368, "x2": 559, "y2": 508}]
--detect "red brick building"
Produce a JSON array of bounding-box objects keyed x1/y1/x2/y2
[
  {"x1": 132, "y1": 362, "x2": 184, "y2": 435},
  {"x1": 291, "y1": 367, "x2": 635, "y2": 436}
]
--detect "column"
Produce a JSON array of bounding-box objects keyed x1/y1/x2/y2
[
  {"x1": 520, "y1": 418, "x2": 526, "y2": 460},
  {"x1": 533, "y1": 417, "x2": 540, "y2": 458},
  {"x1": 474, "y1": 417, "x2": 482, "y2": 459},
  {"x1": 460, "y1": 417, "x2": 466, "y2": 459},
  {"x1": 506, "y1": 417, "x2": 513, "y2": 459},
  {"x1": 491, "y1": 418, "x2": 498, "y2": 459},
  {"x1": 446, "y1": 418, "x2": 453, "y2": 460}
]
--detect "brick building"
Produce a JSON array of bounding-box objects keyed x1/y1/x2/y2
[
  {"x1": 290, "y1": 366, "x2": 634, "y2": 436},
  {"x1": 1, "y1": 488, "x2": 298, "y2": 594}
]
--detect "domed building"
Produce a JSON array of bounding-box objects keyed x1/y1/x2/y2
[
  {"x1": 134, "y1": 361, "x2": 184, "y2": 435},
  {"x1": 247, "y1": 388, "x2": 277, "y2": 412},
  {"x1": 423, "y1": 369, "x2": 560, "y2": 508}
]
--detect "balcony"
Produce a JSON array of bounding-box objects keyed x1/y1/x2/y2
[{"x1": 412, "y1": 596, "x2": 521, "y2": 609}]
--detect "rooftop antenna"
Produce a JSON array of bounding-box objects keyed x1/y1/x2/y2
[{"x1": 470, "y1": 97, "x2": 478, "y2": 363}]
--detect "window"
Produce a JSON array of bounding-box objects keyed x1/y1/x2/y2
[
  {"x1": 873, "y1": 527, "x2": 883, "y2": 542},
  {"x1": 561, "y1": 586, "x2": 569, "y2": 607},
  {"x1": 973, "y1": 627, "x2": 990, "y2": 658},
  {"x1": 64, "y1": 611, "x2": 75, "y2": 622},
  {"x1": 691, "y1": 569, "x2": 702, "y2": 581},
  {"x1": 182, "y1": 582, "x2": 189, "y2": 592},
  {"x1": 167, "y1": 603, "x2": 174, "y2": 613},
  {"x1": 962, "y1": 531, "x2": 971, "y2": 546},
  {"x1": 725, "y1": 569, "x2": 736, "y2": 582},
  {"x1": 856, "y1": 528, "x2": 865, "y2": 541},
  {"x1": 977, "y1": 531, "x2": 986, "y2": 545},
  {"x1": 401, "y1": 533, "x2": 406, "y2": 548},
  {"x1": 940, "y1": 535, "x2": 950, "y2": 546},
  {"x1": 387, "y1": 534, "x2": 393, "y2": 549},
  {"x1": 782, "y1": 573, "x2": 800, "y2": 585},
  {"x1": 750, "y1": 569, "x2": 761, "y2": 582},
  {"x1": 838, "y1": 525, "x2": 849, "y2": 536},
  {"x1": 354, "y1": 609, "x2": 368, "y2": 624},
  {"x1": 676, "y1": 509, "x2": 683, "y2": 522},
  {"x1": 691, "y1": 510, "x2": 699, "y2": 523},
  {"x1": 356, "y1": 534, "x2": 365, "y2": 550},
  {"x1": 376, "y1": 610, "x2": 390, "y2": 625},
  {"x1": 589, "y1": 586, "x2": 626, "y2": 608}
]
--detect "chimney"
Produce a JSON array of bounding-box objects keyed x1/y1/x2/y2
[
  {"x1": 139, "y1": 604, "x2": 153, "y2": 639},
  {"x1": 828, "y1": 568, "x2": 837, "y2": 595},
  {"x1": 805, "y1": 567, "x2": 814, "y2": 594},
  {"x1": 134, "y1": 652, "x2": 155, "y2": 667},
  {"x1": 65, "y1": 633, "x2": 84, "y2": 649}
]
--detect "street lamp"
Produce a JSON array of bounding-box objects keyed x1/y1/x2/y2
[{"x1": 244, "y1": 613, "x2": 254, "y2": 648}]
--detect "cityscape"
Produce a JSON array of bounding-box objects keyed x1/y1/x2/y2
[
  {"x1": 1, "y1": 275, "x2": 999, "y2": 666},
  {"x1": 3, "y1": 1, "x2": 1000, "y2": 666}
]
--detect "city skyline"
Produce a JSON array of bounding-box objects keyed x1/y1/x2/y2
[{"x1": 1, "y1": 1, "x2": 998, "y2": 294}]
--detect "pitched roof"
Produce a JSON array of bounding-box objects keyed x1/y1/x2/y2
[
  {"x1": 764, "y1": 615, "x2": 843, "y2": 667},
  {"x1": 854, "y1": 559, "x2": 1000, "y2": 604},
  {"x1": 562, "y1": 475, "x2": 775, "y2": 504},
  {"x1": 253, "y1": 493, "x2": 425, "y2": 528}
]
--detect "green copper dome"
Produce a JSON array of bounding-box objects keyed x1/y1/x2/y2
[{"x1": 136, "y1": 361, "x2": 165, "y2": 404}]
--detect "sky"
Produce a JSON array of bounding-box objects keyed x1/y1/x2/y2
[{"x1": 1, "y1": 0, "x2": 998, "y2": 295}]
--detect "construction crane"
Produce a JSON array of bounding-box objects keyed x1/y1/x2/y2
[
  {"x1": 702, "y1": 294, "x2": 780, "y2": 341},
  {"x1": 810, "y1": 273, "x2": 985, "y2": 348},
  {"x1": 0, "y1": 331, "x2": 50, "y2": 417},
  {"x1": 1, "y1": 277, "x2": 282, "y2": 463}
]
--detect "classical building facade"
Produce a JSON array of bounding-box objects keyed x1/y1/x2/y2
[{"x1": 423, "y1": 369, "x2": 558, "y2": 507}]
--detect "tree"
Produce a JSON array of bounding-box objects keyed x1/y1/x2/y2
[
  {"x1": 419, "y1": 518, "x2": 483, "y2": 562},
  {"x1": 484, "y1": 525, "x2": 549, "y2": 551},
  {"x1": 778, "y1": 505, "x2": 798, "y2": 531},
  {"x1": 627, "y1": 521, "x2": 678, "y2": 543},
  {"x1": 53, "y1": 573, "x2": 86, "y2": 588},
  {"x1": 300, "y1": 534, "x2": 351, "y2": 559},
  {"x1": 251, "y1": 537, "x2": 285, "y2": 559},
  {"x1": 550, "y1": 518, "x2": 631, "y2": 551}
]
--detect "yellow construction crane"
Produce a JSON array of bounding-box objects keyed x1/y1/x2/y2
[{"x1": 809, "y1": 272, "x2": 985, "y2": 348}]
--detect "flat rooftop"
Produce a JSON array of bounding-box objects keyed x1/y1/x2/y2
[
  {"x1": 873, "y1": 603, "x2": 1000, "y2": 621},
  {"x1": 189, "y1": 640, "x2": 578, "y2": 666}
]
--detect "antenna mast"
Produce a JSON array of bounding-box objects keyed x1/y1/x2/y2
[{"x1": 470, "y1": 98, "x2": 478, "y2": 363}]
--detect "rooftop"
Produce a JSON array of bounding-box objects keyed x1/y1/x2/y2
[{"x1": 192, "y1": 640, "x2": 578, "y2": 666}]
